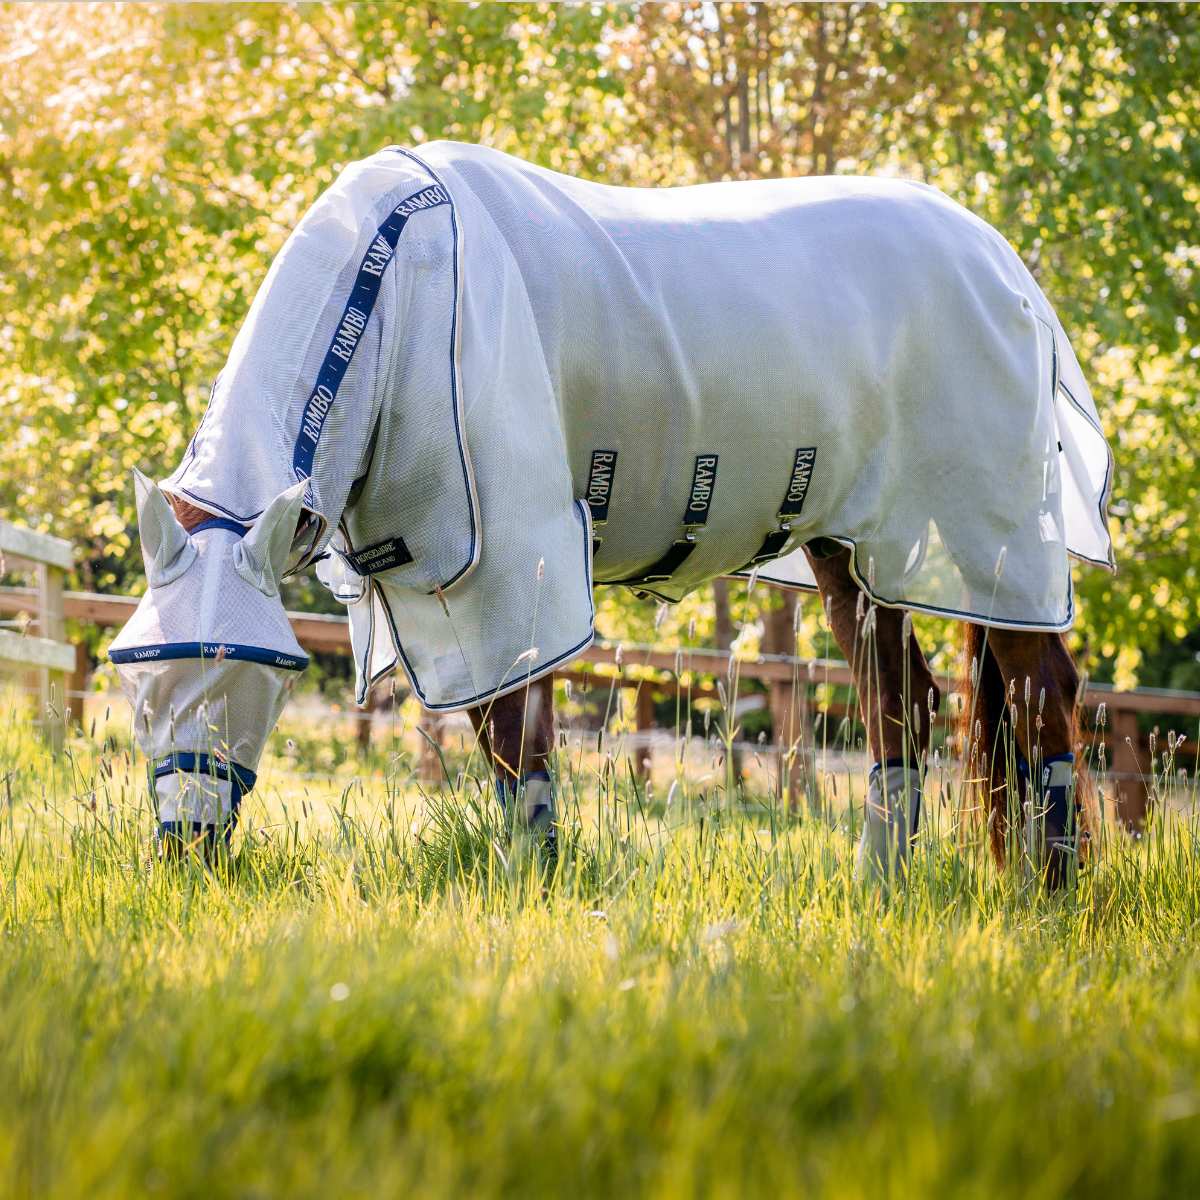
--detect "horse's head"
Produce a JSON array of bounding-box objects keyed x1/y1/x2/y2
[{"x1": 109, "y1": 471, "x2": 310, "y2": 833}]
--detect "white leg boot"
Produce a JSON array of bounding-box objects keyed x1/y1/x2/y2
[{"x1": 856, "y1": 760, "x2": 922, "y2": 882}]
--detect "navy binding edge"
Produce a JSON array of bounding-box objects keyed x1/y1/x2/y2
[
  {"x1": 290, "y1": 171, "x2": 450, "y2": 510},
  {"x1": 110, "y1": 642, "x2": 309, "y2": 671},
  {"x1": 190, "y1": 517, "x2": 250, "y2": 538}
]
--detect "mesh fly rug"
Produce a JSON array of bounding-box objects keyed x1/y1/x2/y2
[{"x1": 155, "y1": 141, "x2": 1114, "y2": 712}]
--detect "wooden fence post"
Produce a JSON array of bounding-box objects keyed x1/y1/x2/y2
[
  {"x1": 1110, "y1": 708, "x2": 1149, "y2": 830},
  {"x1": 419, "y1": 711, "x2": 445, "y2": 786},
  {"x1": 36, "y1": 561, "x2": 67, "y2": 751},
  {"x1": 770, "y1": 678, "x2": 810, "y2": 810},
  {"x1": 634, "y1": 684, "x2": 655, "y2": 781},
  {"x1": 67, "y1": 641, "x2": 90, "y2": 728},
  {"x1": 0, "y1": 521, "x2": 74, "y2": 753}
]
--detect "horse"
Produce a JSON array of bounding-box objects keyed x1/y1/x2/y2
[{"x1": 109, "y1": 141, "x2": 1114, "y2": 885}]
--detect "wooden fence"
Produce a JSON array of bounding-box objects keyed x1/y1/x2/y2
[
  {"x1": 1, "y1": 583, "x2": 1198, "y2": 826},
  {"x1": 0, "y1": 522, "x2": 77, "y2": 751}
]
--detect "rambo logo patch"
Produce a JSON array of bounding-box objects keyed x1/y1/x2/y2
[
  {"x1": 585, "y1": 450, "x2": 617, "y2": 524},
  {"x1": 683, "y1": 454, "x2": 719, "y2": 525},
  {"x1": 779, "y1": 447, "x2": 817, "y2": 517}
]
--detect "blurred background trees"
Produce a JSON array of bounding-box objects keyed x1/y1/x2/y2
[{"x1": 1, "y1": 2, "x2": 1196, "y2": 687}]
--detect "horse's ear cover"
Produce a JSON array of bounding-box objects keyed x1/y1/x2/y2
[
  {"x1": 233, "y1": 480, "x2": 308, "y2": 597},
  {"x1": 133, "y1": 468, "x2": 197, "y2": 587}
]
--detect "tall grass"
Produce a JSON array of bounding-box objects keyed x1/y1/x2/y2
[{"x1": 2, "y1": 685, "x2": 1200, "y2": 1199}]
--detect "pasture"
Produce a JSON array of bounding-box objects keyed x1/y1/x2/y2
[{"x1": 4, "y1": 690, "x2": 1200, "y2": 1198}]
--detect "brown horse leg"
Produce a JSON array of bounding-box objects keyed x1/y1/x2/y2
[
  {"x1": 804, "y1": 545, "x2": 941, "y2": 879},
  {"x1": 467, "y1": 674, "x2": 557, "y2": 838},
  {"x1": 980, "y1": 629, "x2": 1090, "y2": 887}
]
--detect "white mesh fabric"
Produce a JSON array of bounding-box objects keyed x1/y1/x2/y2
[
  {"x1": 146, "y1": 139, "x2": 1112, "y2": 714},
  {"x1": 115, "y1": 655, "x2": 298, "y2": 774},
  {"x1": 414, "y1": 142, "x2": 1112, "y2": 633},
  {"x1": 163, "y1": 153, "x2": 478, "y2": 585}
]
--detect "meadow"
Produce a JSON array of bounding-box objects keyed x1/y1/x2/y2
[{"x1": 1, "y1": 688, "x2": 1200, "y2": 1199}]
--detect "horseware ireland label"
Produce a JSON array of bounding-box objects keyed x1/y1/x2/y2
[
  {"x1": 779, "y1": 447, "x2": 817, "y2": 517},
  {"x1": 344, "y1": 535, "x2": 414, "y2": 574},
  {"x1": 683, "y1": 454, "x2": 719, "y2": 526},
  {"x1": 586, "y1": 450, "x2": 617, "y2": 524}
]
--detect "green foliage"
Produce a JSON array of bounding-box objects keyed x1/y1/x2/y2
[{"x1": 1, "y1": 3, "x2": 1196, "y2": 682}]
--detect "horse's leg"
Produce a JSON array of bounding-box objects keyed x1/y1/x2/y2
[
  {"x1": 804, "y1": 545, "x2": 941, "y2": 879},
  {"x1": 467, "y1": 674, "x2": 558, "y2": 842},
  {"x1": 981, "y1": 629, "x2": 1088, "y2": 887}
]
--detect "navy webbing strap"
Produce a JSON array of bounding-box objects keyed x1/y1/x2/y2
[
  {"x1": 618, "y1": 453, "x2": 718, "y2": 585},
  {"x1": 190, "y1": 517, "x2": 250, "y2": 538},
  {"x1": 148, "y1": 751, "x2": 257, "y2": 817},
  {"x1": 743, "y1": 447, "x2": 817, "y2": 570},
  {"x1": 291, "y1": 181, "x2": 451, "y2": 502}
]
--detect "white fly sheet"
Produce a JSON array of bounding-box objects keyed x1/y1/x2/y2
[{"x1": 160, "y1": 141, "x2": 1113, "y2": 712}]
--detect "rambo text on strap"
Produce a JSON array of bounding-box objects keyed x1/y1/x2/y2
[
  {"x1": 586, "y1": 449, "x2": 617, "y2": 557},
  {"x1": 621, "y1": 453, "x2": 718, "y2": 585},
  {"x1": 743, "y1": 447, "x2": 817, "y2": 569}
]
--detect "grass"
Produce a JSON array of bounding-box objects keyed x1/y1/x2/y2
[{"x1": 3, "y1": 689, "x2": 1200, "y2": 1198}]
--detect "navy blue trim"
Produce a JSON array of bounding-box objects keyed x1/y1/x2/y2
[
  {"x1": 170, "y1": 488, "x2": 262, "y2": 524},
  {"x1": 110, "y1": 641, "x2": 309, "y2": 671},
  {"x1": 380, "y1": 499, "x2": 595, "y2": 712},
  {"x1": 872, "y1": 757, "x2": 919, "y2": 776},
  {"x1": 745, "y1": 532, "x2": 1078, "y2": 632},
  {"x1": 1057, "y1": 375, "x2": 1115, "y2": 571},
  {"x1": 496, "y1": 768, "x2": 553, "y2": 796},
  {"x1": 1038, "y1": 752, "x2": 1075, "y2": 832},
  {"x1": 150, "y1": 753, "x2": 255, "y2": 845},
  {"x1": 191, "y1": 517, "x2": 250, "y2": 538},
  {"x1": 291, "y1": 176, "x2": 449, "y2": 495}
]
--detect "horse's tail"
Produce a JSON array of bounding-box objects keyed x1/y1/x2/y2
[
  {"x1": 960, "y1": 622, "x2": 1010, "y2": 865},
  {"x1": 960, "y1": 624, "x2": 1098, "y2": 869}
]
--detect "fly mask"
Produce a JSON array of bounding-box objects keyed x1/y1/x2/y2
[{"x1": 109, "y1": 471, "x2": 310, "y2": 835}]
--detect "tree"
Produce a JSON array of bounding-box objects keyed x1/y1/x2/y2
[
  {"x1": 2, "y1": 3, "x2": 1196, "y2": 687},
  {"x1": 0, "y1": 2, "x2": 617, "y2": 595}
]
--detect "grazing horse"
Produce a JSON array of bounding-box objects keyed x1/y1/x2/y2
[{"x1": 110, "y1": 142, "x2": 1113, "y2": 884}]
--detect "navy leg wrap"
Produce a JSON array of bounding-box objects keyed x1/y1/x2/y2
[
  {"x1": 495, "y1": 769, "x2": 555, "y2": 846},
  {"x1": 150, "y1": 752, "x2": 254, "y2": 854},
  {"x1": 1040, "y1": 752, "x2": 1076, "y2": 835}
]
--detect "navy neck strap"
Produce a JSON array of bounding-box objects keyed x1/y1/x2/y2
[{"x1": 191, "y1": 517, "x2": 250, "y2": 538}]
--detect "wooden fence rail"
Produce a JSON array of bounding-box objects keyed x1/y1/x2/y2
[
  {"x1": 2, "y1": 583, "x2": 1198, "y2": 825},
  {"x1": 0, "y1": 524, "x2": 76, "y2": 751}
]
